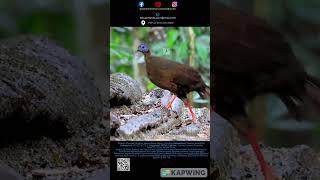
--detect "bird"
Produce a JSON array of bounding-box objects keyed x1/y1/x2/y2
[
  {"x1": 213, "y1": 2, "x2": 320, "y2": 180},
  {"x1": 137, "y1": 43, "x2": 210, "y2": 122}
]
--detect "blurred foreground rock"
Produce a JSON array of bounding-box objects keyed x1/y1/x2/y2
[
  {"x1": 0, "y1": 162, "x2": 23, "y2": 180},
  {"x1": 238, "y1": 144, "x2": 320, "y2": 179},
  {"x1": 0, "y1": 35, "x2": 102, "y2": 139},
  {"x1": 211, "y1": 112, "x2": 241, "y2": 179},
  {"x1": 0, "y1": 36, "x2": 108, "y2": 179}
]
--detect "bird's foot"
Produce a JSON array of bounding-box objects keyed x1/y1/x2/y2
[
  {"x1": 191, "y1": 112, "x2": 197, "y2": 123},
  {"x1": 166, "y1": 95, "x2": 177, "y2": 109},
  {"x1": 165, "y1": 103, "x2": 172, "y2": 109},
  {"x1": 183, "y1": 99, "x2": 197, "y2": 123}
]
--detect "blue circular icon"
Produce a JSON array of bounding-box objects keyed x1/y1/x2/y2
[
  {"x1": 156, "y1": 12, "x2": 160, "y2": 17},
  {"x1": 138, "y1": 1, "x2": 144, "y2": 8}
]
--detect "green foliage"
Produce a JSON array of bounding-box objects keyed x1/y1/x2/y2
[
  {"x1": 167, "y1": 29, "x2": 179, "y2": 48},
  {"x1": 147, "y1": 82, "x2": 157, "y2": 90},
  {"x1": 17, "y1": 11, "x2": 76, "y2": 53},
  {"x1": 196, "y1": 35, "x2": 210, "y2": 63}
]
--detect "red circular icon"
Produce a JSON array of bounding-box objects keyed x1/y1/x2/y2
[{"x1": 154, "y1": 1, "x2": 162, "y2": 8}]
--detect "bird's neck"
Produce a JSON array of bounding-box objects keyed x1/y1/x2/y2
[
  {"x1": 144, "y1": 51, "x2": 151, "y2": 63},
  {"x1": 144, "y1": 51, "x2": 151, "y2": 57}
]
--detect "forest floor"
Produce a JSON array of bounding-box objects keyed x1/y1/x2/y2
[{"x1": 110, "y1": 88, "x2": 210, "y2": 141}]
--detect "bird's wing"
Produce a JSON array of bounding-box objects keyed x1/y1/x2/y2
[
  {"x1": 172, "y1": 66, "x2": 202, "y2": 87},
  {"x1": 149, "y1": 56, "x2": 201, "y2": 87}
]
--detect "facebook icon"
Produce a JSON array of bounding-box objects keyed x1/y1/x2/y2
[{"x1": 138, "y1": 1, "x2": 144, "y2": 8}]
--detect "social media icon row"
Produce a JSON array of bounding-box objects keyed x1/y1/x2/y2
[{"x1": 138, "y1": 1, "x2": 178, "y2": 8}]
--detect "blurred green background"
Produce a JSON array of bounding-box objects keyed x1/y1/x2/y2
[
  {"x1": 217, "y1": 0, "x2": 320, "y2": 149},
  {"x1": 110, "y1": 27, "x2": 210, "y2": 107}
]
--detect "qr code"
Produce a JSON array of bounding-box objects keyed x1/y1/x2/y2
[{"x1": 117, "y1": 158, "x2": 130, "y2": 171}]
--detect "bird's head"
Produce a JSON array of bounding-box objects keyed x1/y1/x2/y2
[{"x1": 137, "y1": 43, "x2": 149, "y2": 54}]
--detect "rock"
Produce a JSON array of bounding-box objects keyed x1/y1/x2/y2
[
  {"x1": 0, "y1": 119, "x2": 110, "y2": 179},
  {"x1": 30, "y1": 167, "x2": 105, "y2": 180},
  {"x1": 32, "y1": 169, "x2": 68, "y2": 179},
  {"x1": 141, "y1": 94, "x2": 157, "y2": 106},
  {"x1": 0, "y1": 163, "x2": 23, "y2": 180},
  {"x1": 160, "y1": 90, "x2": 183, "y2": 115},
  {"x1": 117, "y1": 108, "x2": 168, "y2": 137},
  {"x1": 86, "y1": 168, "x2": 109, "y2": 180},
  {"x1": 110, "y1": 73, "x2": 142, "y2": 107},
  {"x1": 169, "y1": 108, "x2": 210, "y2": 137},
  {"x1": 142, "y1": 88, "x2": 184, "y2": 115},
  {"x1": 237, "y1": 145, "x2": 320, "y2": 179},
  {"x1": 142, "y1": 88, "x2": 164, "y2": 106},
  {"x1": 110, "y1": 113, "x2": 120, "y2": 129},
  {"x1": 194, "y1": 107, "x2": 209, "y2": 124},
  {"x1": 101, "y1": 101, "x2": 110, "y2": 130},
  {"x1": 111, "y1": 87, "x2": 210, "y2": 140},
  {"x1": 110, "y1": 113, "x2": 120, "y2": 136},
  {"x1": 0, "y1": 35, "x2": 102, "y2": 139},
  {"x1": 210, "y1": 112, "x2": 241, "y2": 179},
  {"x1": 170, "y1": 123, "x2": 200, "y2": 136},
  {"x1": 149, "y1": 87, "x2": 165, "y2": 98}
]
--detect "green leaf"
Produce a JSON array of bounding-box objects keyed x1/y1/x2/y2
[
  {"x1": 147, "y1": 82, "x2": 157, "y2": 90},
  {"x1": 116, "y1": 65, "x2": 133, "y2": 77},
  {"x1": 126, "y1": 35, "x2": 133, "y2": 45},
  {"x1": 110, "y1": 49, "x2": 132, "y2": 59},
  {"x1": 192, "y1": 27, "x2": 201, "y2": 35},
  {"x1": 110, "y1": 48, "x2": 122, "y2": 58},
  {"x1": 167, "y1": 29, "x2": 179, "y2": 48},
  {"x1": 177, "y1": 42, "x2": 188, "y2": 60}
]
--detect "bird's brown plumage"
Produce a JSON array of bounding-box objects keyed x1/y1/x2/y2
[{"x1": 143, "y1": 51, "x2": 209, "y2": 100}]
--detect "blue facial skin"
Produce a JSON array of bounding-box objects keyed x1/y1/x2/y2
[{"x1": 137, "y1": 43, "x2": 149, "y2": 53}]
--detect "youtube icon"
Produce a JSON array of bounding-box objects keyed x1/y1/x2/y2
[{"x1": 154, "y1": 1, "x2": 162, "y2": 8}]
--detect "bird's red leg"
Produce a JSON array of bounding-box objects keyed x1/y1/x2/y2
[
  {"x1": 183, "y1": 100, "x2": 196, "y2": 122},
  {"x1": 246, "y1": 128, "x2": 276, "y2": 180},
  {"x1": 166, "y1": 95, "x2": 177, "y2": 109}
]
